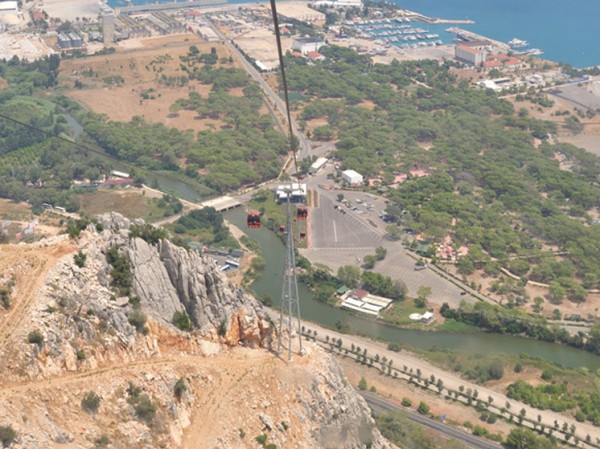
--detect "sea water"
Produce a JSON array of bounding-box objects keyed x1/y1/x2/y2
[
  {"x1": 107, "y1": 0, "x2": 600, "y2": 68},
  {"x1": 394, "y1": 0, "x2": 600, "y2": 68}
]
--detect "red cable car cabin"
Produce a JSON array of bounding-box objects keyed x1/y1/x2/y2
[
  {"x1": 297, "y1": 206, "x2": 308, "y2": 220},
  {"x1": 247, "y1": 211, "x2": 261, "y2": 228}
]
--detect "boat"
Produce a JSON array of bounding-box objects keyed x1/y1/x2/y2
[
  {"x1": 514, "y1": 48, "x2": 544, "y2": 56},
  {"x1": 508, "y1": 38, "x2": 528, "y2": 48}
]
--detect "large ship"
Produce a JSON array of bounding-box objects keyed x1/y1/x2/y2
[{"x1": 508, "y1": 38, "x2": 529, "y2": 48}]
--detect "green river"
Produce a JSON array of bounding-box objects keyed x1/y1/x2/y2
[{"x1": 224, "y1": 208, "x2": 600, "y2": 371}]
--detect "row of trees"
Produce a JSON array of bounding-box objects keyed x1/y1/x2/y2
[{"x1": 507, "y1": 380, "x2": 600, "y2": 426}]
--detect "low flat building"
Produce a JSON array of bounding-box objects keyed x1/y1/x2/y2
[
  {"x1": 275, "y1": 183, "x2": 307, "y2": 203},
  {"x1": 340, "y1": 289, "x2": 393, "y2": 317},
  {"x1": 309, "y1": 157, "x2": 327, "y2": 174},
  {"x1": 482, "y1": 54, "x2": 523, "y2": 71},
  {"x1": 307, "y1": 51, "x2": 325, "y2": 61},
  {"x1": 292, "y1": 37, "x2": 326, "y2": 55},
  {"x1": 342, "y1": 169, "x2": 363, "y2": 185},
  {"x1": 0, "y1": 1, "x2": 18, "y2": 15}
]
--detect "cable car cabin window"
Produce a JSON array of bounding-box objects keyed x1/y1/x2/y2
[
  {"x1": 247, "y1": 212, "x2": 261, "y2": 228},
  {"x1": 297, "y1": 207, "x2": 308, "y2": 219}
]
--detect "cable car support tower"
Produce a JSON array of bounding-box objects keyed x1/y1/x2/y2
[{"x1": 269, "y1": 0, "x2": 303, "y2": 362}]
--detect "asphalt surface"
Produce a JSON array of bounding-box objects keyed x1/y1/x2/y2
[
  {"x1": 360, "y1": 391, "x2": 503, "y2": 449},
  {"x1": 302, "y1": 166, "x2": 467, "y2": 303}
]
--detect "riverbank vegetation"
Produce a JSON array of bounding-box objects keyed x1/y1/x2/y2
[
  {"x1": 440, "y1": 301, "x2": 600, "y2": 355},
  {"x1": 169, "y1": 207, "x2": 238, "y2": 248}
]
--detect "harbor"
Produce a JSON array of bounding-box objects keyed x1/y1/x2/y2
[{"x1": 353, "y1": 18, "x2": 445, "y2": 49}]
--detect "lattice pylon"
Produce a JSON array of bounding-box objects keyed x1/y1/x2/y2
[{"x1": 277, "y1": 187, "x2": 303, "y2": 362}]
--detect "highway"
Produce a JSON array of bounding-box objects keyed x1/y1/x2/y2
[
  {"x1": 360, "y1": 391, "x2": 503, "y2": 449},
  {"x1": 208, "y1": 20, "x2": 311, "y2": 159}
]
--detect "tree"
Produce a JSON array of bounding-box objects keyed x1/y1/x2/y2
[
  {"x1": 363, "y1": 255, "x2": 377, "y2": 269},
  {"x1": 488, "y1": 361, "x2": 504, "y2": 380},
  {"x1": 417, "y1": 401, "x2": 430, "y2": 415},
  {"x1": 73, "y1": 251, "x2": 86, "y2": 268},
  {"x1": 0, "y1": 425, "x2": 17, "y2": 447},
  {"x1": 385, "y1": 224, "x2": 402, "y2": 241},
  {"x1": 81, "y1": 391, "x2": 101, "y2": 414},
  {"x1": 390, "y1": 280, "x2": 408, "y2": 301},
  {"x1": 375, "y1": 246, "x2": 387, "y2": 261},
  {"x1": 415, "y1": 285, "x2": 432, "y2": 308},
  {"x1": 533, "y1": 296, "x2": 543, "y2": 313},
  {"x1": 358, "y1": 376, "x2": 367, "y2": 391},
  {"x1": 337, "y1": 265, "x2": 361, "y2": 288},
  {"x1": 172, "y1": 311, "x2": 193, "y2": 331},
  {"x1": 27, "y1": 330, "x2": 44, "y2": 345},
  {"x1": 174, "y1": 378, "x2": 187, "y2": 399},
  {"x1": 548, "y1": 281, "x2": 565, "y2": 304}
]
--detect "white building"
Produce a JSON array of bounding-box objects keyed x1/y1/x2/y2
[
  {"x1": 314, "y1": 0, "x2": 363, "y2": 7},
  {"x1": 0, "y1": 1, "x2": 18, "y2": 15},
  {"x1": 455, "y1": 44, "x2": 486, "y2": 67},
  {"x1": 292, "y1": 37, "x2": 326, "y2": 55},
  {"x1": 309, "y1": 157, "x2": 327, "y2": 174},
  {"x1": 342, "y1": 169, "x2": 363, "y2": 185},
  {"x1": 332, "y1": 0, "x2": 363, "y2": 7},
  {"x1": 275, "y1": 183, "x2": 307, "y2": 203}
]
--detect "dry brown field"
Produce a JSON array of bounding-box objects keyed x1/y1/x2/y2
[{"x1": 59, "y1": 34, "x2": 266, "y2": 132}]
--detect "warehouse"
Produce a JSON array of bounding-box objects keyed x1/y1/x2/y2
[{"x1": 342, "y1": 169, "x2": 363, "y2": 185}]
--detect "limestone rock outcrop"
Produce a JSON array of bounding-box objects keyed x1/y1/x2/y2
[
  {"x1": 96, "y1": 212, "x2": 272, "y2": 347},
  {"x1": 0, "y1": 213, "x2": 390, "y2": 449}
]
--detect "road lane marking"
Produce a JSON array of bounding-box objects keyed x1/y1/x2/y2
[{"x1": 333, "y1": 219, "x2": 338, "y2": 242}]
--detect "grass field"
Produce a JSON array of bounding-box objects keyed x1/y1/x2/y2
[
  {"x1": 380, "y1": 301, "x2": 429, "y2": 328},
  {"x1": 78, "y1": 189, "x2": 168, "y2": 221}
]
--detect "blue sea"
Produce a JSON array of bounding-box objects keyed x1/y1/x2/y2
[
  {"x1": 395, "y1": 0, "x2": 600, "y2": 68},
  {"x1": 108, "y1": 0, "x2": 600, "y2": 68}
]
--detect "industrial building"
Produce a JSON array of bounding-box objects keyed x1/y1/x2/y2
[
  {"x1": 116, "y1": 15, "x2": 151, "y2": 39},
  {"x1": 309, "y1": 157, "x2": 327, "y2": 174},
  {"x1": 292, "y1": 37, "x2": 326, "y2": 55},
  {"x1": 455, "y1": 44, "x2": 486, "y2": 67},
  {"x1": 146, "y1": 12, "x2": 186, "y2": 35},
  {"x1": 0, "y1": 1, "x2": 18, "y2": 16},
  {"x1": 102, "y1": 10, "x2": 115, "y2": 44},
  {"x1": 342, "y1": 169, "x2": 363, "y2": 185},
  {"x1": 57, "y1": 31, "x2": 84, "y2": 49}
]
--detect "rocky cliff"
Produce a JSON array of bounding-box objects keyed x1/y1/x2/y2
[{"x1": 0, "y1": 213, "x2": 390, "y2": 449}]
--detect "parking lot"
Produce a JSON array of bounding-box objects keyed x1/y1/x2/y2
[{"x1": 302, "y1": 167, "x2": 467, "y2": 305}]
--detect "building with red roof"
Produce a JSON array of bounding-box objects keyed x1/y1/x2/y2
[{"x1": 306, "y1": 51, "x2": 325, "y2": 61}]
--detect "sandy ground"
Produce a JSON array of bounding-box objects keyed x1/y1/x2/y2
[
  {"x1": 263, "y1": 1, "x2": 325, "y2": 24},
  {"x1": 40, "y1": 0, "x2": 101, "y2": 21},
  {"x1": 232, "y1": 27, "x2": 293, "y2": 70},
  {"x1": 337, "y1": 356, "x2": 514, "y2": 437},
  {"x1": 60, "y1": 35, "x2": 269, "y2": 131},
  {"x1": 0, "y1": 34, "x2": 54, "y2": 61}
]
